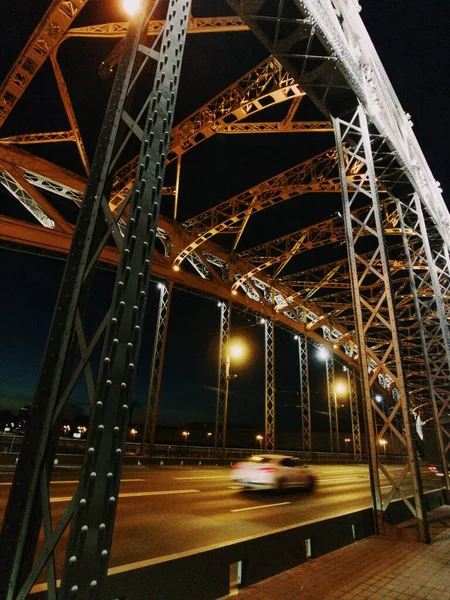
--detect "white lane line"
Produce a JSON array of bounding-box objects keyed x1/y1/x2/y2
[
  {"x1": 231, "y1": 502, "x2": 291, "y2": 513},
  {"x1": 0, "y1": 478, "x2": 145, "y2": 487},
  {"x1": 320, "y1": 477, "x2": 363, "y2": 483},
  {"x1": 50, "y1": 489, "x2": 200, "y2": 503},
  {"x1": 174, "y1": 476, "x2": 230, "y2": 480}
]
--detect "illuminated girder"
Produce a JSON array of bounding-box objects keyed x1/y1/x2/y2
[
  {"x1": 0, "y1": 131, "x2": 75, "y2": 145},
  {"x1": 66, "y1": 16, "x2": 248, "y2": 39},
  {"x1": 215, "y1": 121, "x2": 333, "y2": 134},
  {"x1": 174, "y1": 147, "x2": 340, "y2": 264},
  {"x1": 0, "y1": 0, "x2": 88, "y2": 129},
  {"x1": 69, "y1": 16, "x2": 249, "y2": 79},
  {"x1": 109, "y1": 57, "x2": 305, "y2": 209},
  {"x1": 232, "y1": 207, "x2": 403, "y2": 292}
]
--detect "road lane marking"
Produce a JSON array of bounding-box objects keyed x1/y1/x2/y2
[
  {"x1": 174, "y1": 476, "x2": 230, "y2": 480},
  {"x1": 49, "y1": 489, "x2": 200, "y2": 503},
  {"x1": 0, "y1": 478, "x2": 145, "y2": 487},
  {"x1": 231, "y1": 502, "x2": 291, "y2": 512}
]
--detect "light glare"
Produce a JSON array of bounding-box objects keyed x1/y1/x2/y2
[{"x1": 123, "y1": 0, "x2": 141, "y2": 15}]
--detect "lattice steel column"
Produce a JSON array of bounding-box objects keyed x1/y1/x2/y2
[
  {"x1": 215, "y1": 302, "x2": 231, "y2": 454},
  {"x1": 296, "y1": 334, "x2": 311, "y2": 456},
  {"x1": 333, "y1": 106, "x2": 429, "y2": 541},
  {"x1": 396, "y1": 195, "x2": 450, "y2": 494},
  {"x1": 264, "y1": 319, "x2": 275, "y2": 452},
  {"x1": 347, "y1": 367, "x2": 362, "y2": 461},
  {"x1": 141, "y1": 281, "x2": 173, "y2": 456},
  {"x1": 326, "y1": 355, "x2": 339, "y2": 454}
]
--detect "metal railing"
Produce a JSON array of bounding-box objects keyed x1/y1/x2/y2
[{"x1": 0, "y1": 434, "x2": 407, "y2": 464}]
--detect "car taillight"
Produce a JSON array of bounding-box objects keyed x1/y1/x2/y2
[
  {"x1": 232, "y1": 465, "x2": 241, "y2": 469},
  {"x1": 259, "y1": 467, "x2": 276, "y2": 472},
  {"x1": 428, "y1": 466, "x2": 437, "y2": 471}
]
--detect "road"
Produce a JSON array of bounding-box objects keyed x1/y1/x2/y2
[{"x1": 0, "y1": 463, "x2": 444, "y2": 576}]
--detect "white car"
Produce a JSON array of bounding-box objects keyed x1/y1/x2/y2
[{"x1": 231, "y1": 454, "x2": 316, "y2": 492}]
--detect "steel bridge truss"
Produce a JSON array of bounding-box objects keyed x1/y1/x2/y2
[
  {"x1": 0, "y1": 1, "x2": 192, "y2": 598},
  {"x1": 348, "y1": 367, "x2": 362, "y2": 462},
  {"x1": 334, "y1": 105, "x2": 429, "y2": 541},
  {"x1": 141, "y1": 281, "x2": 173, "y2": 455},
  {"x1": 215, "y1": 301, "x2": 231, "y2": 453},
  {"x1": 395, "y1": 194, "x2": 450, "y2": 487},
  {"x1": 264, "y1": 319, "x2": 276, "y2": 452},
  {"x1": 296, "y1": 333, "x2": 311, "y2": 456}
]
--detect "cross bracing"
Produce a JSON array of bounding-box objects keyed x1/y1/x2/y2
[{"x1": 0, "y1": 0, "x2": 449, "y2": 596}]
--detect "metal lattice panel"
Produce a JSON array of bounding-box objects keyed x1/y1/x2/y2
[
  {"x1": 141, "y1": 282, "x2": 173, "y2": 455},
  {"x1": 326, "y1": 355, "x2": 339, "y2": 454},
  {"x1": 264, "y1": 319, "x2": 275, "y2": 452},
  {"x1": 215, "y1": 301, "x2": 231, "y2": 454},
  {"x1": 297, "y1": 334, "x2": 311, "y2": 456},
  {"x1": 395, "y1": 194, "x2": 450, "y2": 491},
  {"x1": 348, "y1": 367, "x2": 361, "y2": 462},
  {"x1": 333, "y1": 105, "x2": 429, "y2": 541}
]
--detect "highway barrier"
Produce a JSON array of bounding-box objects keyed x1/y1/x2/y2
[{"x1": 29, "y1": 489, "x2": 447, "y2": 599}]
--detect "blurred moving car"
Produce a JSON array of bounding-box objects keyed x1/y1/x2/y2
[{"x1": 231, "y1": 454, "x2": 316, "y2": 492}]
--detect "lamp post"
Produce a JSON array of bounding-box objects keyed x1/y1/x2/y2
[
  {"x1": 379, "y1": 438, "x2": 387, "y2": 457},
  {"x1": 344, "y1": 437, "x2": 351, "y2": 453},
  {"x1": 256, "y1": 434, "x2": 263, "y2": 450},
  {"x1": 182, "y1": 431, "x2": 189, "y2": 446},
  {"x1": 221, "y1": 340, "x2": 247, "y2": 452}
]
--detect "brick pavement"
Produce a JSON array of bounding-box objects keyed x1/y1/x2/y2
[{"x1": 234, "y1": 506, "x2": 450, "y2": 600}]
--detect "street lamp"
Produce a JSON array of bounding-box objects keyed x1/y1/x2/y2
[
  {"x1": 220, "y1": 339, "x2": 248, "y2": 452},
  {"x1": 182, "y1": 431, "x2": 190, "y2": 446},
  {"x1": 207, "y1": 432, "x2": 212, "y2": 445},
  {"x1": 130, "y1": 428, "x2": 137, "y2": 441},
  {"x1": 344, "y1": 437, "x2": 351, "y2": 453},
  {"x1": 379, "y1": 438, "x2": 387, "y2": 456},
  {"x1": 256, "y1": 434, "x2": 263, "y2": 450}
]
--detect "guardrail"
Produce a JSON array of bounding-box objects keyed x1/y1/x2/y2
[{"x1": 0, "y1": 434, "x2": 408, "y2": 464}]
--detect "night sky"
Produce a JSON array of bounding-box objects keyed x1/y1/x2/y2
[{"x1": 0, "y1": 1, "x2": 449, "y2": 435}]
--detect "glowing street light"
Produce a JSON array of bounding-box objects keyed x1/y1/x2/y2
[
  {"x1": 130, "y1": 428, "x2": 137, "y2": 441},
  {"x1": 182, "y1": 431, "x2": 190, "y2": 446},
  {"x1": 375, "y1": 395, "x2": 383, "y2": 403},
  {"x1": 122, "y1": 0, "x2": 141, "y2": 16},
  {"x1": 379, "y1": 438, "x2": 387, "y2": 455},
  {"x1": 334, "y1": 380, "x2": 348, "y2": 398},
  {"x1": 317, "y1": 346, "x2": 330, "y2": 361},
  {"x1": 218, "y1": 339, "x2": 248, "y2": 454},
  {"x1": 344, "y1": 437, "x2": 351, "y2": 452},
  {"x1": 256, "y1": 434, "x2": 263, "y2": 450}
]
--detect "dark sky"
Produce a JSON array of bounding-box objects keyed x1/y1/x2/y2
[{"x1": 0, "y1": 1, "x2": 449, "y2": 434}]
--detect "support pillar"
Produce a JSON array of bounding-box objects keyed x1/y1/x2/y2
[
  {"x1": 264, "y1": 319, "x2": 275, "y2": 452},
  {"x1": 140, "y1": 281, "x2": 172, "y2": 456},
  {"x1": 297, "y1": 334, "x2": 311, "y2": 457},
  {"x1": 215, "y1": 302, "x2": 231, "y2": 454},
  {"x1": 333, "y1": 105, "x2": 429, "y2": 541}
]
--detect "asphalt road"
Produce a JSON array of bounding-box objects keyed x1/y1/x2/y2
[{"x1": 0, "y1": 463, "x2": 444, "y2": 575}]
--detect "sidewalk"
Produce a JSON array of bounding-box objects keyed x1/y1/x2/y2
[{"x1": 235, "y1": 506, "x2": 450, "y2": 600}]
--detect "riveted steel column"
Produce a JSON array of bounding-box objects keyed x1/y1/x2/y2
[
  {"x1": 60, "y1": 2, "x2": 192, "y2": 596},
  {"x1": 333, "y1": 106, "x2": 429, "y2": 541},
  {"x1": 141, "y1": 281, "x2": 173, "y2": 455},
  {"x1": 264, "y1": 319, "x2": 275, "y2": 452},
  {"x1": 348, "y1": 367, "x2": 362, "y2": 461},
  {"x1": 0, "y1": 7, "x2": 155, "y2": 599},
  {"x1": 215, "y1": 302, "x2": 231, "y2": 454},
  {"x1": 297, "y1": 334, "x2": 311, "y2": 457}
]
